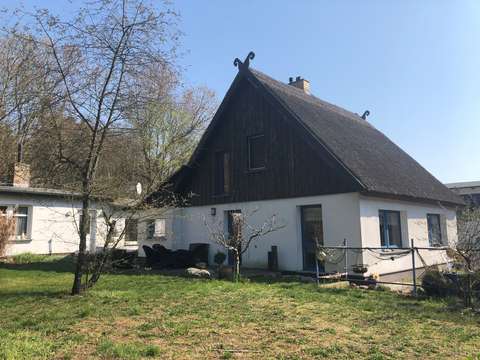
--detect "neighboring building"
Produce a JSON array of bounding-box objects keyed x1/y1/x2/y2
[
  {"x1": 0, "y1": 163, "x2": 137, "y2": 256},
  {"x1": 147, "y1": 53, "x2": 464, "y2": 276},
  {"x1": 445, "y1": 181, "x2": 480, "y2": 208}
]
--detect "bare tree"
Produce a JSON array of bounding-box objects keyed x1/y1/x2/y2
[
  {"x1": 0, "y1": 34, "x2": 61, "y2": 163},
  {"x1": 204, "y1": 209, "x2": 285, "y2": 282},
  {"x1": 449, "y1": 207, "x2": 480, "y2": 307},
  {"x1": 6, "y1": 0, "x2": 181, "y2": 294}
]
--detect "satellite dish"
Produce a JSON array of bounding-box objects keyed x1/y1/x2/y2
[{"x1": 136, "y1": 182, "x2": 142, "y2": 195}]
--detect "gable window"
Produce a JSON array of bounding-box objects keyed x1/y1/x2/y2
[
  {"x1": 427, "y1": 214, "x2": 442, "y2": 246},
  {"x1": 379, "y1": 210, "x2": 402, "y2": 248},
  {"x1": 247, "y1": 134, "x2": 265, "y2": 170},
  {"x1": 214, "y1": 151, "x2": 230, "y2": 195},
  {"x1": 14, "y1": 207, "x2": 29, "y2": 238}
]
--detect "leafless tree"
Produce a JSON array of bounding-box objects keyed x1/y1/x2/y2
[
  {"x1": 454, "y1": 207, "x2": 480, "y2": 272},
  {"x1": 204, "y1": 209, "x2": 285, "y2": 282},
  {"x1": 5, "y1": 0, "x2": 182, "y2": 294},
  {"x1": 0, "y1": 34, "x2": 62, "y2": 163},
  {"x1": 449, "y1": 207, "x2": 480, "y2": 307}
]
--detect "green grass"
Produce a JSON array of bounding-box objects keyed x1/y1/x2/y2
[{"x1": 1, "y1": 256, "x2": 480, "y2": 359}]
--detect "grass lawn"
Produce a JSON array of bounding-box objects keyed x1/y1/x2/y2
[{"x1": 1, "y1": 256, "x2": 480, "y2": 360}]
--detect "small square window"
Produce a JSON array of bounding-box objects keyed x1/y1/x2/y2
[{"x1": 248, "y1": 135, "x2": 265, "y2": 170}]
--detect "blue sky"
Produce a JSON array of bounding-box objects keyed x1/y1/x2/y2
[{"x1": 4, "y1": 1, "x2": 480, "y2": 183}]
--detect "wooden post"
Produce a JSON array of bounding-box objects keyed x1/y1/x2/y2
[
  {"x1": 344, "y1": 238, "x2": 348, "y2": 281},
  {"x1": 411, "y1": 238, "x2": 417, "y2": 297}
]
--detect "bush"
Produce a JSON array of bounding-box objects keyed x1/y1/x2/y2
[
  {"x1": 11, "y1": 253, "x2": 50, "y2": 264},
  {"x1": 421, "y1": 269, "x2": 457, "y2": 297},
  {"x1": 213, "y1": 251, "x2": 226, "y2": 266}
]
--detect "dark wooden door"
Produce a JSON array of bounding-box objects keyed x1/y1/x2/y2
[{"x1": 301, "y1": 205, "x2": 324, "y2": 271}]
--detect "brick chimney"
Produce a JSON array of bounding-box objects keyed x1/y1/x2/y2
[
  {"x1": 288, "y1": 76, "x2": 310, "y2": 94},
  {"x1": 12, "y1": 162, "x2": 31, "y2": 188}
]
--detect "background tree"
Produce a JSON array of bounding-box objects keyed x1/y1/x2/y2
[{"x1": 0, "y1": 34, "x2": 61, "y2": 164}]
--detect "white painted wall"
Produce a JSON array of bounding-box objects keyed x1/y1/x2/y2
[
  {"x1": 159, "y1": 193, "x2": 458, "y2": 275},
  {"x1": 359, "y1": 195, "x2": 458, "y2": 276},
  {"x1": 136, "y1": 208, "x2": 177, "y2": 256},
  {"x1": 171, "y1": 193, "x2": 362, "y2": 272},
  {"x1": 1, "y1": 193, "x2": 98, "y2": 256},
  {"x1": 0, "y1": 193, "x2": 138, "y2": 256}
]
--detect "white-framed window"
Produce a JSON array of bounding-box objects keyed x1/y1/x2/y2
[
  {"x1": 0, "y1": 205, "x2": 32, "y2": 240},
  {"x1": 145, "y1": 219, "x2": 166, "y2": 240},
  {"x1": 14, "y1": 206, "x2": 29, "y2": 238},
  {"x1": 154, "y1": 219, "x2": 166, "y2": 237}
]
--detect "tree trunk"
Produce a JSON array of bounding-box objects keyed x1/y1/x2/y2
[
  {"x1": 71, "y1": 194, "x2": 90, "y2": 295},
  {"x1": 465, "y1": 273, "x2": 472, "y2": 308},
  {"x1": 234, "y1": 251, "x2": 240, "y2": 282},
  {"x1": 87, "y1": 223, "x2": 116, "y2": 288}
]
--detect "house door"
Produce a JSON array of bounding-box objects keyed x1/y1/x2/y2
[
  {"x1": 226, "y1": 210, "x2": 242, "y2": 266},
  {"x1": 300, "y1": 205, "x2": 324, "y2": 272}
]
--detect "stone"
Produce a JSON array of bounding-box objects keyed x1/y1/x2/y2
[{"x1": 186, "y1": 267, "x2": 211, "y2": 279}]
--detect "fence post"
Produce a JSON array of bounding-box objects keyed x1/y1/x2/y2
[
  {"x1": 411, "y1": 238, "x2": 417, "y2": 297},
  {"x1": 344, "y1": 238, "x2": 348, "y2": 282}
]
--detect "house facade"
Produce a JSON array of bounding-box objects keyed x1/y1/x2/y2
[
  {"x1": 146, "y1": 53, "x2": 463, "y2": 276},
  {"x1": 147, "y1": 54, "x2": 464, "y2": 275},
  {"x1": 0, "y1": 164, "x2": 138, "y2": 257}
]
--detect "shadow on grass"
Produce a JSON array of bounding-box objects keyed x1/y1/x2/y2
[
  {"x1": 0, "y1": 255, "x2": 76, "y2": 273},
  {"x1": 0, "y1": 290, "x2": 70, "y2": 299}
]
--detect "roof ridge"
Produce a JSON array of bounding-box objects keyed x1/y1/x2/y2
[{"x1": 249, "y1": 68, "x2": 374, "y2": 129}]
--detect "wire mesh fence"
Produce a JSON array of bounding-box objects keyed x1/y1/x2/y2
[{"x1": 315, "y1": 239, "x2": 480, "y2": 307}]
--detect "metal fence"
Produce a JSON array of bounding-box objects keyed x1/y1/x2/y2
[{"x1": 315, "y1": 239, "x2": 479, "y2": 305}]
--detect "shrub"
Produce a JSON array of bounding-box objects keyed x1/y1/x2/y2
[
  {"x1": 421, "y1": 269, "x2": 457, "y2": 297},
  {"x1": 213, "y1": 251, "x2": 226, "y2": 266},
  {"x1": 11, "y1": 253, "x2": 50, "y2": 264}
]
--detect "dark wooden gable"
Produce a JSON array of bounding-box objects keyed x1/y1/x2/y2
[{"x1": 175, "y1": 74, "x2": 361, "y2": 207}]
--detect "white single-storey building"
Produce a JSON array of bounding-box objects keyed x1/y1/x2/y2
[
  {"x1": 0, "y1": 163, "x2": 139, "y2": 257},
  {"x1": 144, "y1": 53, "x2": 464, "y2": 277}
]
